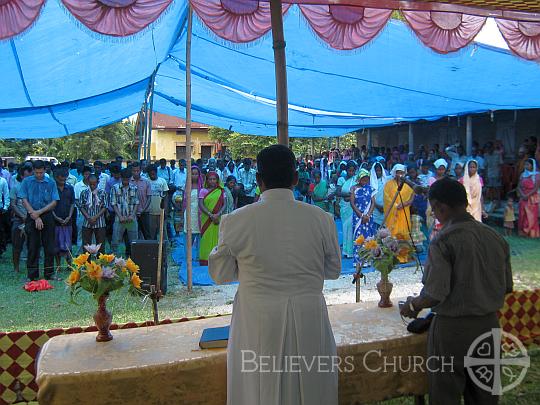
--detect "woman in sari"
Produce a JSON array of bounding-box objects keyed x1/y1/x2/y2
[
  {"x1": 311, "y1": 170, "x2": 329, "y2": 211},
  {"x1": 459, "y1": 160, "x2": 486, "y2": 222},
  {"x1": 337, "y1": 161, "x2": 357, "y2": 258},
  {"x1": 518, "y1": 158, "x2": 540, "y2": 238},
  {"x1": 370, "y1": 161, "x2": 388, "y2": 228},
  {"x1": 183, "y1": 166, "x2": 204, "y2": 262},
  {"x1": 198, "y1": 171, "x2": 226, "y2": 265},
  {"x1": 383, "y1": 164, "x2": 414, "y2": 239},
  {"x1": 351, "y1": 169, "x2": 375, "y2": 264},
  {"x1": 224, "y1": 175, "x2": 237, "y2": 214}
]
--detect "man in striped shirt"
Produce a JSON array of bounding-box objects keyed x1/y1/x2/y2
[
  {"x1": 79, "y1": 174, "x2": 108, "y2": 254},
  {"x1": 110, "y1": 168, "x2": 139, "y2": 256}
]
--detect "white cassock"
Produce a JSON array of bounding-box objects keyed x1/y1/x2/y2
[{"x1": 209, "y1": 188, "x2": 341, "y2": 405}]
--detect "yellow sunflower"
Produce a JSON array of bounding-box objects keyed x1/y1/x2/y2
[
  {"x1": 364, "y1": 239, "x2": 379, "y2": 250},
  {"x1": 86, "y1": 261, "x2": 103, "y2": 280},
  {"x1": 131, "y1": 273, "x2": 142, "y2": 289},
  {"x1": 67, "y1": 269, "x2": 80, "y2": 286},
  {"x1": 72, "y1": 253, "x2": 90, "y2": 267},
  {"x1": 397, "y1": 247, "x2": 410, "y2": 263},
  {"x1": 126, "y1": 258, "x2": 140, "y2": 274},
  {"x1": 99, "y1": 253, "x2": 115, "y2": 263}
]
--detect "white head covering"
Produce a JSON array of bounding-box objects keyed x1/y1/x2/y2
[
  {"x1": 434, "y1": 158, "x2": 448, "y2": 169},
  {"x1": 522, "y1": 158, "x2": 538, "y2": 178},
  {"x1": 390, "y1": 163, "x2": 406, "y2": 177},
  {"x1": 463, "y1": 159, "x2": 481, "y2": 191},
  {"x1": 370, "y1": 162, "x2": 388, "y2": 194}
]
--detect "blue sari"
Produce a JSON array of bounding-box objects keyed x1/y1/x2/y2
[{"x1": 352, "y1": 184, "x2": 375, "y2": 264}]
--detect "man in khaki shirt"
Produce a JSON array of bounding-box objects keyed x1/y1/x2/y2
[{"x1": 401, "y1": 177, "x2": 513, "y2": 405}]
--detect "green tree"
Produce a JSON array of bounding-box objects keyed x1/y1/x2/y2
[
  {"x1": 0, "y1": 121, "x2": 137, "y2": 162},
  {"x1": 208, "y1": 126, "x2": 358, "y2": 159}
]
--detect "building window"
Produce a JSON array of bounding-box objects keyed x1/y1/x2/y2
[
  {"x1": 201, "y1": 145, "x2": 213, "y2": 160},
  {"x1": 176, "y1": 145, "x2": 193, "y2": 160}
]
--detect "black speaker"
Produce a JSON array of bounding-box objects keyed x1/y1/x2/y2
[{"x1": 130, "y1": 240, "x2": 168, "y2": 294}]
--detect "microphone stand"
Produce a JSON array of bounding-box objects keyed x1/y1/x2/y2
[{"x1": 150, "y1": 192, "x2": 166, "y2": 324}]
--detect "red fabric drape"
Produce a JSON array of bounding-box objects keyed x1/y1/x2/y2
[
  {"x1": 60, "y1": 0, "x2": 173, "y2": 37},
  {"x1": 299, "y1": 4, "x2": 392, "y2": 50},
  {"x1": 496, "y1": 19, "x2": 540, "y2": 60},
  {"x1": 0, "y1": 0, "x2": 45, "y2": 40},
  {"x1": 190, "y1": 0, "x2": 290, "y2": 43},
  {"x1": 402, "y1": 10, "x2": 486, "y2": 53}
]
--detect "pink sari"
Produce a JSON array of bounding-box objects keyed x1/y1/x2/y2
[{"x1": 518, "y1": 174, "x2": 540, "y2": 238}]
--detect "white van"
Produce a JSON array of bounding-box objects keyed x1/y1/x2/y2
[{"x1": 25, "y1": 156, "x2": 59, "y2": 165}]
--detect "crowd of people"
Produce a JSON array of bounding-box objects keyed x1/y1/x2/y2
[{"x1": 0, "y1": 135, "x2": 538, "y2": 282}]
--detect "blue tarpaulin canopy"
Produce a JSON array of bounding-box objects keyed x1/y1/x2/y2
[{"x1": 1, "y1": 1, "x2": 540, "y2": 138}]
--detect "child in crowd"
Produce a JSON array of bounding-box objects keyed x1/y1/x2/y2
[
  {"x1": 410, "y1": 205, "x2": 426, "y2": 253},
  {"x1": 171, "y1": 190, "x2": 184, "y2": 236},
  {"x1": 504, "y1": 193, "x2": 516, "y2": 236},
  {"x1": 328, "y1": 172, "x2": 338, "y2": 218}
]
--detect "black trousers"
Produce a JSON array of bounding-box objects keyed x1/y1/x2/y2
[
  {"x1": 0, "y1": 209, "x2": 9, "y2": 254},
  {"x1": 428, "y1": 313, "x2": 500, "y2": 405},
  {"x1": 137, "y1": 212, "x2": 150, "y2": 240},
  {"x1": 26, "y1": 212, "x2": 56, "y2": 280}
]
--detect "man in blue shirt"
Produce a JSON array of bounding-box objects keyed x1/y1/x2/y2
[{"x1": 19, "y1": 160, "x2": 60, "y2": 281}]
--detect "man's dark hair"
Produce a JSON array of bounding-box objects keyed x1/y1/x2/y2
[
  {"x1": 256, "y1": 144, "x2": 296, "y2": 189},
  {"x1": 88, "y1": 174, "x2": 98, "y2": 182},
  {"x1": 32, "y1": 160, "x2": 45, "y2": 170},
  {"x1": 131, "y1": 161, "x2": 140, "y2": 169},
  {"x1": 82, "y1": 165, "x2": 92, "y2": 174},
  {"x1": 428, "y1": 177, "x2": 467, "y2": 208},
  {"x1": 146, "y1": 164, "x2": 157, "y2": 174},
  {"x1": 120, "y1": 168, "x2": 132, "y2": 179},
  {"x1": 110, "y1": 164, "x2": 121, "y2": 174},
  {"x1": 159, "y1": 158, "x2": 167, "y2": 164},
  {"x1": 53, "y1": 168, "x2": 68, "y2": 178},
  {"x1": 94, "y1": 160, "x2": 103, "y2": 167}
]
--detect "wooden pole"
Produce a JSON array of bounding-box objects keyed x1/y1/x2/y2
[
  {"x1": 408, "y1": 124, "x2": 414, "y2": 155},
  {"x1": 185, "y1": 6, "x2": 193, "y2": 292},
  {"x1": 466, "y1": 115, "x2": 473, "y2": 156},
  {"x1": 270, "y1": 0, "x2": 288, "y2": 146}
]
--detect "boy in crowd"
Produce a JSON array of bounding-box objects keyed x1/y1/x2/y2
[
  {"x1": 52, "y1": 169, "x2": 75, "y2": 273},
  {"x1": 110, "y1": 168, "x2": 139, "y2": 256},
  {"x1": 79, "y1": 174, "x2": 108, "y2": 254}
]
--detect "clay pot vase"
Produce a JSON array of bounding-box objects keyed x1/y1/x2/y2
[
  {"x1": 376, "y1": 279, "x2": 393, "y2": 308},
  {"x1": 94, "y1": 293, "x2": 113, "y2": 342}
]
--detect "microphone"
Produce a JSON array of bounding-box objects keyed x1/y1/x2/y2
[{"x1": 401, "y1": 177, "x2": 429, "y2": 195}]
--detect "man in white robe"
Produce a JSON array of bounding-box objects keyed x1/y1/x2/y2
[{"x1": 209, "y1": 144, "x2": 341, "y2": 405}]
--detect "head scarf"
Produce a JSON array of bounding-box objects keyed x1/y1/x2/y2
[
  {"x1": 370, "y1": 162, "x2": 388, "y2": 194},
  {"x1": 204, "y1": 170, "x2": 223, "y2": 189},
  {"x1": 434, "y1": 158, "x2": 448, "y2": 169},
  {"x1": 522, "y1": 158, "x2": 538, "y2": 178},
  {"x1": 357, "y1": 168, "x2": 370, "y2": 181},
  {"x1": 391, "y1": 163, "x2": 406, "y2": 177},
  {"x1": 183, "y1": 166, "x2": 204, "y2": 210},
  {"x1": 463, "y1": 159, "x2": 481, "y2": 194}
]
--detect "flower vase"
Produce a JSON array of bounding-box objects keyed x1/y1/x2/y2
[
  {"x1": 376, "y1": 277, "x2": 393, "y2": 308},
  {"x1": 94, "y1": 293, "x2": 113, "y2": 342}
]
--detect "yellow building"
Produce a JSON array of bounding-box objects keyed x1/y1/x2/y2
[{"x1": 142, "y1": 112, "x2": 221, "y2": 161}]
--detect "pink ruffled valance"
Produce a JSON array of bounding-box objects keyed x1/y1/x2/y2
[
  {"x1": 0, "y1": 0, "x2": 45, "y2": 40},
  {"x1": 190, "y1": 0, "x2": 290, "y2": 43},
  {"x1": 496, "y1": 19, "x2": 540, "y2": 60},
  {"x1": 299, "y1": 4, "x2": 392, "y2": 50},
  {"x1": 60, "y1": 0, "x2": 173, "y2": 37},
  {"x1": 402, "y1": 10, "x2": 486, "y2": 53}
]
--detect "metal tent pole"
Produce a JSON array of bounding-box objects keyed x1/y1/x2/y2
[
  {"x1": 270, "y1": 0, "x2": 289, "y2": 146},
  {"x1": 185, "y1": 6, "x2": 194, "y2": 292}
]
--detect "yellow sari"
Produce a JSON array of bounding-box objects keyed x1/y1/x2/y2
[{"x1": 383, "y1": 180, "x2": 414, "y2": 238}]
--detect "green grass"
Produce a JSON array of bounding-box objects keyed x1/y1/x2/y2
[{"x1": 0, "y1": 244, "x2": 223, "y2": 332}]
